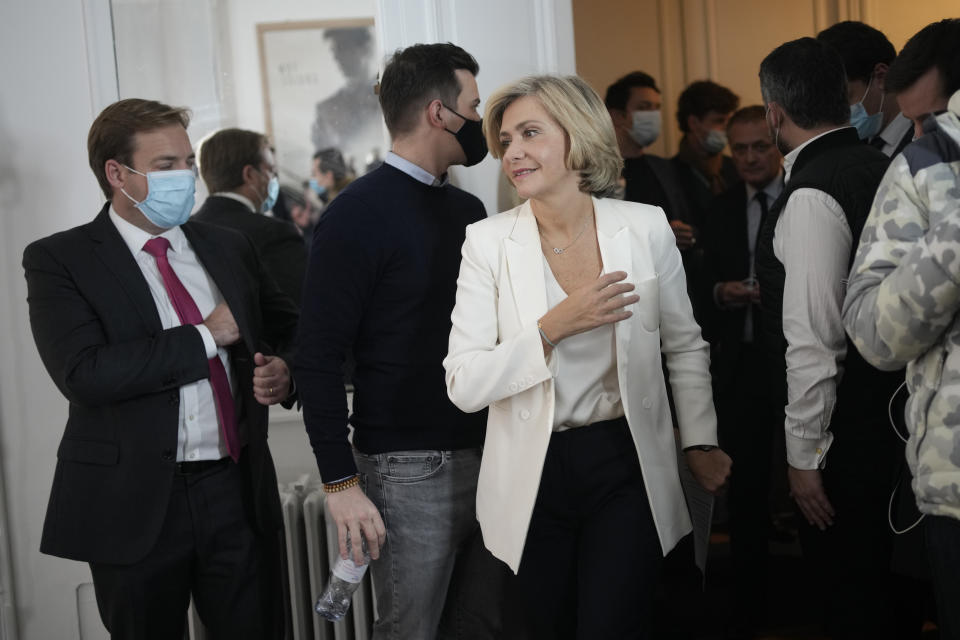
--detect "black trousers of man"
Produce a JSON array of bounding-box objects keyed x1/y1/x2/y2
[
  {"x1": 715, "y1": 342, "x2": 782, "y2": 634},
  {"x1": 90, "y1": 454, "x2": 283, "y2": 639},
  {"x1": 925, "y1": 514, "x2": 960, "y2": 640},
  {"x1": 797, "y1": 428, "x2": 916, "y2": 640}
]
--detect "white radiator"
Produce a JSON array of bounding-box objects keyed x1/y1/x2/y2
[{"x1": 276, "y1": 476, "x2": 375, "y2": 640}]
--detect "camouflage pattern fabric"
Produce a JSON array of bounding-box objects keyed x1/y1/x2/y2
[{"x1": 842, "y1": 90, "x2": 960, "y2": 521}]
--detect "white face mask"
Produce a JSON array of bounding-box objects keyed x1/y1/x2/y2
[
  {"x1": 702, "y1": 129, "x2": 728, "y2": 154},
  {"x1": 629, "y1": 110, "x2": 662, "y2": 147}
]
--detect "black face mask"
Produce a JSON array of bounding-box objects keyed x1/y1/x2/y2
[{"x1": 442, "y1": 104, "x2": 488, "y2": 167}]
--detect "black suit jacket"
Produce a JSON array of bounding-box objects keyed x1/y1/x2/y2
[
  {"x1": 700, "y1": 182, "x2": 754, "y2": 377},
  {"x1": 193, "y1": 195, "x2": 307, "y2": 305},
  {"x1": 23, "y1": 204, "x2": 299, "y2": 564}
]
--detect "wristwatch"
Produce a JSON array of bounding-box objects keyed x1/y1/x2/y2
[{"x1": 683, "y1": 444, "x2": 717, "y2": 453}]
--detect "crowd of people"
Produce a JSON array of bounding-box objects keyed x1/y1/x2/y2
[{"x1": 21, "y1": 15, "x2": 960, "y2": 640}]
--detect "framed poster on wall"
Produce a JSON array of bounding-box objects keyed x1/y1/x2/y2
[{"x1": 257, "y1": 18, "x2": 385, "y2": 187}]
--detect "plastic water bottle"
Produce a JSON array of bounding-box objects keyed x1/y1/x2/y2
[{"x1": 315, "y1": 538, "x2": 370, "y2": 621}]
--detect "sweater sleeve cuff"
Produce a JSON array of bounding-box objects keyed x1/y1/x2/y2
[{"x1": 316, "y1": 445, "x2": 359, "y2": 484}]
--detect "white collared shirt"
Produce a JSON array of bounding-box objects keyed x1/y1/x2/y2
[
  {"x1": 213, "y1": 191, "x2": 257, "y2": 213},
  {"x1": 109, "y1": 207, "x2": 234, "y2": 462},
  {"x1": 772, "y1": 128, "x2": 853, "y2": 470},
  {"x1": 384, "y1": 151, "x2": 448, "y2": 187},
  {"x1": 874, "y1": 112, "x2": 912, "y2": 157}
]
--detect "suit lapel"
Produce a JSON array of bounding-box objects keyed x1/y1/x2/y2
[
  {"x1": 87, "y1": 205, "x2": 164, "y2": 333},
  {"x1": 182, "y1": 223, "x2": 256, "y2": 354},
  {"x1": 504, "y1": 202, "x2": 549, "y2": 327},
  {"x1": 593, "y1": 197, "x2": 633, "y2": 370}
]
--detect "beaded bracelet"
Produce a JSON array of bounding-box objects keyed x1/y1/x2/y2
[{"x1": 323, "y1": 475, "x2": 360, "y2": 493}]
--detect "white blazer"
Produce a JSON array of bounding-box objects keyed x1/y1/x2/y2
[{"x1": 443, "y1": 197, "x2": 718, "y2": 574}]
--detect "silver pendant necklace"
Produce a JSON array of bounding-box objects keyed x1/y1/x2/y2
[{"x1": 540, "y1": 216, "x2": 590, "y2": 255}]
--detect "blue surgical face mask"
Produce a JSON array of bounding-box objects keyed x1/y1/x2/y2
[
  {"x1": 260, "y1": 175, "x2": 279, "y2": 214},
  {"x1": 702, "y1": 129, "x2": 728, "y2": 154},
  {"x1": 629, "y1": 110, "x2": 661, "y2": 147},
  {"x1": 309, "y1": 177, "x2": 327, "y2": 197},
  {"x1": 850, "y1": 77, "x2": 884, "y2": 140},
  {"x1": 121, "y1": 165, "x2": 196, "y2": 228}
]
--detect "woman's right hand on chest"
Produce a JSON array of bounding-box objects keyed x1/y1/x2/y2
[{"x1": 538, "y1": 271, "x2": 639, "y2": 344}]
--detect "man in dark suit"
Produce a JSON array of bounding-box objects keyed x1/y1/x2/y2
[
  {"x1": 605, "y1": 72, "x2": 691, "y2": 229},
  {"x1": 194, "y1": 127, "x2": 307, "y2": 304},
  {"x1": 666, "y1": 80, "x2": 740, "y2": 326},
  {"x1": 672, "y1": 80, "x2": 741, "y2": 232},
  {"x1": 23, "y1": 99, "x2": 299, "y2": 639},
  {"x1": 700, "y1": 105, "x2": 784, "y2": 637}
]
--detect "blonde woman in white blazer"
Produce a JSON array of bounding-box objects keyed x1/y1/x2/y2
[{"x1": 443, "y1": 76, "x2": 732, "y2": 638}]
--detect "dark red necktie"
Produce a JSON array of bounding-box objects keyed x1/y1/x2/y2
[{"x1": 143, "y1": 237, "x2": 239, "y2": 462}]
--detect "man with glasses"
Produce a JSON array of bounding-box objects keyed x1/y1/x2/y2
[
  {"x1": 195, "y1": 127, "x2": 307, "y2": 305},
  {"x1": 700, "y1": 105, "x2": 783, "y2": 637}
]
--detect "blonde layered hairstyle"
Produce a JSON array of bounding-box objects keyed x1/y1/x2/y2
[{"x1": 483, "y1": 75, "x2": 623, "y2": 198}]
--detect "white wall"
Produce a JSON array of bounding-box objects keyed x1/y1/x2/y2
[
  {"x1": 0, "y1": 0, "x2": 108, "y2": 636},
  {"x1": 221, "y1": 0, "x2": 378, "y2": 134},
  {"x1": 378, "y1": 0, "x2": 576, "y2": 214},
  {"x1": 0, "y1": 0, "x2": 573, "y2": 637}
]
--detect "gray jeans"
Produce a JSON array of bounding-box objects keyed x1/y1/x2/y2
[{"x1": 355, "y1": 447, "x2": 504, "y2": 640}]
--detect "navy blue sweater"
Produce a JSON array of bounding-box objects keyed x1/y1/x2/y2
[{"x1": 295, "y1": 163, "x2": 488, "y2": 481}]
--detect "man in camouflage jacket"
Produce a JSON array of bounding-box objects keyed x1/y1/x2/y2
[{"x1": 842, "y1": 89, "x2": 960, "y2": 638}]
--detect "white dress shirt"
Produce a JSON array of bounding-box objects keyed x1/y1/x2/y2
[
  {"x1": 384, "y1": 151, "x2": 448, "y2": 187},
  {"x1": 213, "y1": 191, "x2": 257, "y2": 213},
  {"x1": 773, "y1": 129, "x2": 853, "y2": 471},
  {"x1": 542, "y1": 256, "x2": 623, "y2": 430},
  {"x1": 874, "y1": 112, "x2": 913, "y2": 157},
  {"x1": 109, "y1": 207, "x2": 234, "y2": 462}
]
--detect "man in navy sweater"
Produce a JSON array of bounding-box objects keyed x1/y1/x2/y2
[{"x1": 295, "y1": 43, "x2": 497, "y2": 638}]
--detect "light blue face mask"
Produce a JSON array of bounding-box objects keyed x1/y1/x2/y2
[
  {"x1": 629, "y1": 110, "x2": 662, "y2": 147},
  {"x1": 702, "y1": 129, "x2": 728, "y2": 154},
  {"x1": 308, "y1": 177, "x2": 327, "y2": 197},
  {"x1": 260, "y1": 175, "x2": 279, "y2": 214},
  {"x1": 121, "y1": 166, "x2": 196, "y2": 228},
  {"x1": 850, "y1": 77, "x2": 885, "y2": 140}
]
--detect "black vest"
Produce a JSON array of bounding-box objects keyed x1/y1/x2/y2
[{"x1": 755, "y1": 127, "x2": 901, "y2": 439}]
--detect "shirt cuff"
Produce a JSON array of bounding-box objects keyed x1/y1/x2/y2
[
  {"x1": 785, "y1": 431, "x2": 833, "y2": 470},
  {"x1": 195, "y1": 324, "x2": 218, "y2": 359},
  {"x1": 713, "y1": 283, "x2": 725, "y2": 308}
]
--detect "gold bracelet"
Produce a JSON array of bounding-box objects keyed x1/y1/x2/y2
[{"x1": 323, "y1": 475, "x2": 360, "y2": 493}]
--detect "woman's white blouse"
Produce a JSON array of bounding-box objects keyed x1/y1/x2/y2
[{"x1": 542, "y1": 255, "x2": 623, "y2": 430}]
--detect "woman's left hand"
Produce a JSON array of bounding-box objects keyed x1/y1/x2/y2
[{"x1": 685, "y1": 448, "x2": 732, "y2": 494}]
